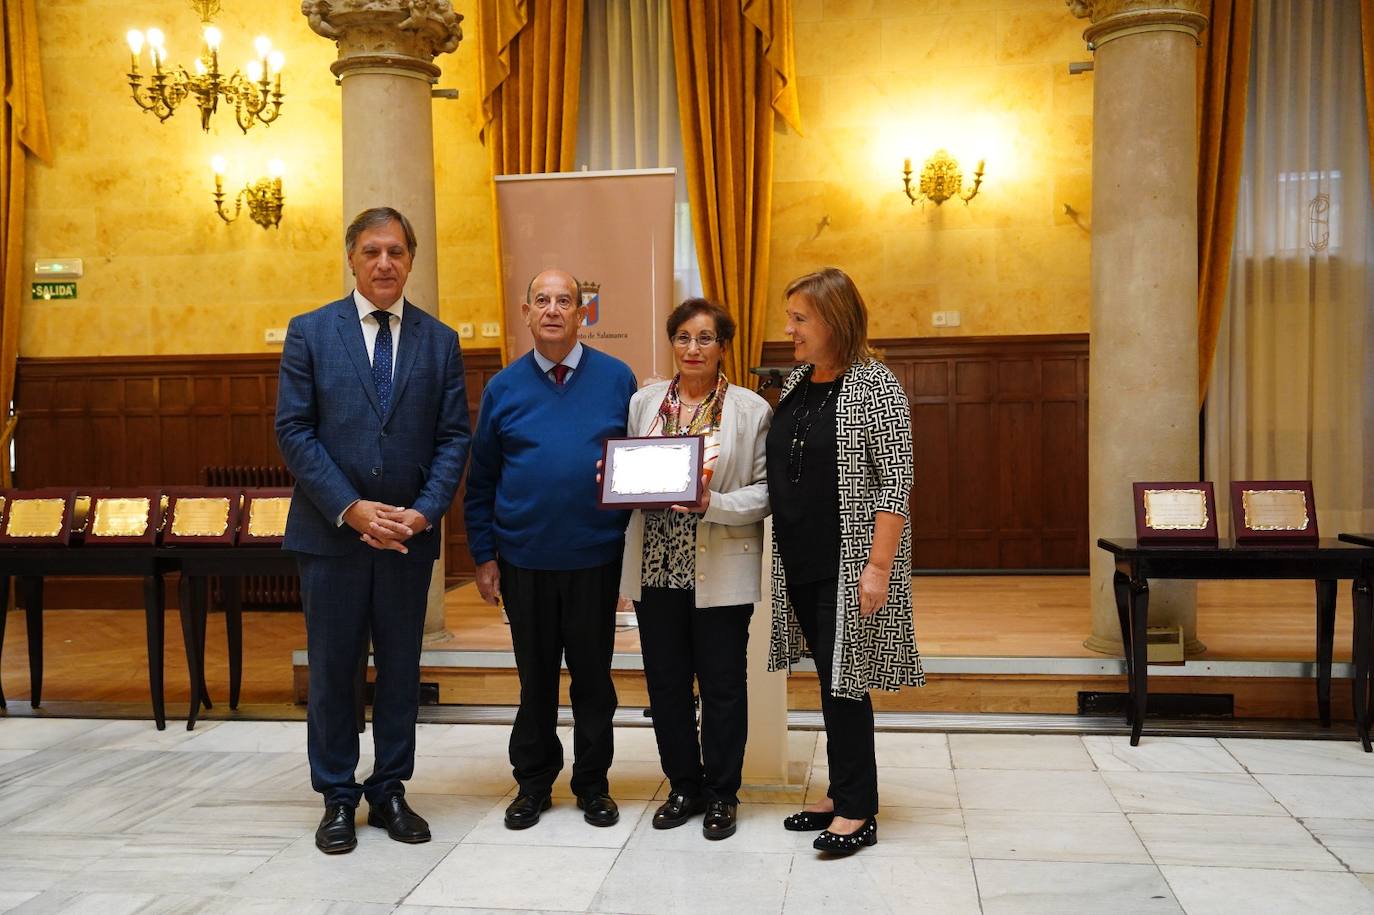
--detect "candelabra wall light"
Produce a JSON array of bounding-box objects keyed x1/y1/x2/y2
[
  {"x1": 212, "y1": 156, "x2": 285, "y2": 229},
  {"x1": 902, "y1": 149, "x2": 985, "y2": 207},
  {"x1": 125, "y1": 2, "x2": 284, "y2": 133}
]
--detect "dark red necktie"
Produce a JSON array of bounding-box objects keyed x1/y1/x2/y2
[{"x1": 552, "y1": 364, "x2": 569, "y2": 385}]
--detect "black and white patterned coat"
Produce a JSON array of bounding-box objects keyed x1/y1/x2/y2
[{"x1": 767, "y1": 359, "x2": 926, "y2": 700}]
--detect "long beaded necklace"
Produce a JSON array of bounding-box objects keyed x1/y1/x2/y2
[{"x1": 786, "y1": 373, "x2": 841, "y2": 483}]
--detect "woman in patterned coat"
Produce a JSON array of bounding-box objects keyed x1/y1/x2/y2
[
  {"x1": 619, "y1": 297, "x2": 772, "y2": 841},
  {"x1": 765, "y1": 267, "x2": 924, "y2": 856}
]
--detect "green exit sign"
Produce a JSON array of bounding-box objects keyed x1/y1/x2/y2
[{"x1": 32, "y1": 282, "x2": 77, "y2": 300}]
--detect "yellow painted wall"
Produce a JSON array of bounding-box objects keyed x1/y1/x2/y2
[
  {"x1": 21, "y1": 0, "x2": 500, "y2": 357},
  {"x1": 768, "y1": 0, "x2": 1093, "y2": 340}
]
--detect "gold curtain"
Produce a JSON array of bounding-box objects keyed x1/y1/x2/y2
[
  {"x1": 1196, "y1": 0, "x2": 1252, "y2": 404},
  {"x1": 671, "y1": 0, "x2": 801, "y2": 383},
  {"x1": 0, "y1": 0, "x2": 50, "y2": 420},
  {"x1": 1363, "y1": 0, "x2": 1374, "y2": 209},
  {"x1": 478, "y1": 0, "x2": 584, "y2": 175}
]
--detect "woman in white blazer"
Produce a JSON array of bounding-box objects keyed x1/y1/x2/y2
[{"x1": 619, "y1": 298, "x2": 771, "y2": 841}]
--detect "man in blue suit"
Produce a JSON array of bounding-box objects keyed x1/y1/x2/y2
[{"x1": 276, "y1": 207, "x2": 470, "y2": 855}]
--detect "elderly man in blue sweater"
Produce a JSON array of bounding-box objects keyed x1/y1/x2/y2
[{"x1": 465, "y1": 268, "x2": 637, "y2": 830}]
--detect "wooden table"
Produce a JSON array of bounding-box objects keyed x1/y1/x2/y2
[{"x1": 1098, "y1": 538, "x2": 1374, "y2": 750}]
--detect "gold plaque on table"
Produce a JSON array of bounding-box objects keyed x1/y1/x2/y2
[
  {"x1": 6, "y1": 498, "x2": 66, "y2": 538},
  {"x1": 171, "y1": 497, "x2": 231, "y2": 537},
  {"x1": 92, "y1": 497, "x2": 151, "y2": 537},
  {"x1": 1241, "y1": 489, "x2": 1310, "y2": 531},
  {"x1": 248, "y1": 497, "x2": 290, "y2": 538},
  {"x1": 1143, "y1": 489, "x2": 1209, "y2": 531}
]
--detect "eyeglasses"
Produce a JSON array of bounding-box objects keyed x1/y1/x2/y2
[{"x1": 672, "y1": 332, "x2": 720, "y2": 348}]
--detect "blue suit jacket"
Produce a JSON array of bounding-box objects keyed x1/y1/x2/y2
[{"x1": 274, "y1": 295, "x2": 471, "y2": 560}]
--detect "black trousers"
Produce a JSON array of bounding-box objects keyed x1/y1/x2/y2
[
  {"x1": 789, "y1": 577, "x2": 878, "y2": 819},
  {"x1": 297, "y1": 549, "x2": 433, "y2": 808},
  {"x1": 636, "y1": 587, "x2": 753, "y2": 805},
  {"x1": 500, "y1": 559, "x2": 620, "y2": 797}
]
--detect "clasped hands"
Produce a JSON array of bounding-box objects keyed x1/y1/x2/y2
[{"x1": 345, "y1": 500, "x2": 427, "y2": 554}]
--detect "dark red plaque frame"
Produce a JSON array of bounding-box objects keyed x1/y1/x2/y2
[
  {"x1": 1132, "y1": 482, "x2": 1219, "y2": 544},
  {"x1": 598, "y1": 436, "x2": 704, "y2": 511},
  {"x1": 1229, "y1": 480, "x2": 1319, "y2": 545}
]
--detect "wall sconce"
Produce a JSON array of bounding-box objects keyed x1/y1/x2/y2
[
  {"x1": 902, "y1": 150, "x2": 985, "y2": 207},
  {"x1": 125, "y1": 4, "x2": 284, "y2": 133},
  {"x1": 212, "y1": 156, "x2": 285, "y2": 229}
]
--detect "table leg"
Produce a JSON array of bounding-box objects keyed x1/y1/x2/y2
[
  {"x1": 223, "y1": 576, "x2": 243, "y2": 711},
  {"x1": 194, "y1": 577, "x2": 212, "y2": 712},
  {"x1": 1316, "y1": 578, "x2": 1336, "y2": 727},
  {"x1": 0, "y1": 574, "x2": 9, "y2": 710},
  {"x1": 20, "y1": 577, "x2": 43, "y2": 708},
  {"x1": 178, "y1": 575, "x2": 204, "y2": 731},
  {"x1": 143, "y1": 573, "x2": 166, "y2": 731},
  {"x1": 1112, "y1": 570, "x2": 1134, "y2": 726},
  {"x1": 1352, "y1": 576, "x2": 1374, "y2": 753},
  {"x1": 1128, "y1": 577, "x2": 1150, "y2": 746}
]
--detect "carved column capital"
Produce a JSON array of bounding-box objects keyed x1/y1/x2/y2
[
  {"x1": 1067, "y1": 0, "x2": 1208, "y2": 49},
  {"x1": 301, "y1": 0, "x2": 464, "y2": 81}
]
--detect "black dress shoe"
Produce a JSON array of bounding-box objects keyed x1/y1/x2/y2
[
  {"x1": 782, "y1": 809, "x2": 836, "y2": 832},
  {"x1": 577, "y1": 792, "x2": 620, "y2": 827},
  {"x1": 367, "y1": 795, "x2": 431, "y2": 843},
  {"x1": 652, "y1": 792, "x2": 707, "y2": 830},
  {"x1": 504, "y1": 792, "x2": 552, "y2": 830},
  {"x1": 813, "y1": 816, "x2": 877, "y2": 855},
  {"x1": 315, "y1": 803, "x2": 357, "y2": 854},
  {"x1": 702, "y1": 799, "x2": 737, "y2": 840}
]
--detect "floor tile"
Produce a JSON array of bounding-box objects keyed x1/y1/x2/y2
[
  {"x1": 861, "y1": 806, "x2": 969, "y2": 860},
  {"x1": 785, "y1": 851, "x2": 980, "y2": 914},
  {"x1": 0, "y1": 892, "x2": 36, "y2": 914},
  {"x1": 949, "y1": 734, "x2": 1094, "y2": 770},
  {"x1": 1221, "y1": 738, "x2": 1374, "y2": 777},
  {"x1": 1160, "y1": 865, "x2": 1374, "y2": 915},
  {"x1": 412, "y1": 723, "x2": 510, "y2": 758},
  {"x1": 49, "y1": 720, "x2": 223, "y2": 752},
  {"x1": 172, "y1": 722, "x2": 306, "y2": 755},
  {"x1": 1083, "y1": 736, "x2": 1242, "y2": 773},
  {"x1": 461, "y1": 797, "x2": 645, "y2": 848},
  {"x1": 964, "y1": 810, "x2": 1149, "y2": 863},
  {"x1": 0, "y1": 719, "x2": 105, "y2": 751},
  {"x1": 1104, "y1": 771, "x2": 1287, "y2": 815},
  {"x1": 401, "y1": 754, "x2": 518, "y2": 797},
  {"x1": 1302, "y1": 818, "x2": 1374, "y2": 872},
  {"x1": 874, "y1": 731, "x2": 951, "y2": 768},
  {"x1": 974, "y1": 860, "x2": 1182, "y2": 914},
  {"x1": 230, "y1": 833, "x2": 456, "y2": 906},
  {"x1": 0, "y1": 834, "x2": 131, "y2": 893},
  {"x1": 805, "y1": 764, "x2": 958, "y2": 808},
  {"x1": 627, "y1": 801, "x2": 813, "y2": 855},
  {"x1": 9, "y1": 786, "x2": 199, "y2": 835},
  {"x1": 955, "y1": 769, "x2": 1119, "y2": 813},
  {"x1": 406, "y1": 843, "x2": 617, "y2": 910},
  {"x1": 125, "y1": 797, "x2": 321, "y2": 841},
  {"x1": 1256, "y1": 774, "x2": 1374, "y2": 818},
  {"x1": 59, "y1": 835, "x2": 285, "y2": 894},
  {"x1": 592, "y1": 847, "x2": 791, "y2": 915},
  {"x1": 1130, "y1": 814, "x2": 1343, "y2": 871},
  {"x1": 549, "y1": 759, "x2": 664, "y2": 800}
]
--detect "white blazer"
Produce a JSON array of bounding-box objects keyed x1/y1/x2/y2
[{"x1": 619, "y1": 381, "x2": 772, "y2": 608}]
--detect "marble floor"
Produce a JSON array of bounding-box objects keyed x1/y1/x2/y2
[{"x1": 1, "y1": 719, "x2": 1374, "y2": 913}]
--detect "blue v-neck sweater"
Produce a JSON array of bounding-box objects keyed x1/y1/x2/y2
[{"x1": 464, "y1": 346, "x2": 637, "y2": 570}]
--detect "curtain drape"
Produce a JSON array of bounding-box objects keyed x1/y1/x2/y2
[
  {"x1": 1204, "y1": 0, "x2": 1374, "y2": 535},
  {"x1": 1197, "y1": 0, "x2": 1252, "y2": 404},
  {"x1": 1363, "y1": 0, "x2": 1374, "y2": 209},
  {"x1": 478, "y1": 0, "x2": 584, "y2": 175},
  {"x1": 577, "y1": 0, "x2": 702, "y2": 306},
  {"x1": 1, "y1": 0, "x2": 50, "y2": 422},
  {"x1": 669, "y1": 0, "x2": 801, "y2": 383}
]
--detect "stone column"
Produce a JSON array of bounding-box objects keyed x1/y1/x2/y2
[
  {"x1": 1069, "y1": 0, "x2": 1208, "y2": 656},
  {"x1": 304, "y1": 0, "x2": 463, "y2": 637},
  {"x1": 742, "y1": 519, "x2": 799, "y2": 797}
]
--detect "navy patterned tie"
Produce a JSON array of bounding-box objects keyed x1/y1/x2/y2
[{"x1": 371, "y1": 309, "x2": 393, "y2": 414}]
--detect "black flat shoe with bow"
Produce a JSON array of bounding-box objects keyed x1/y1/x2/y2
[
  {"x1": 812, "y1": 817, "x2": 877, "y2": 855},
  {"x1": 782, "y1": 809, "x2": 836, "y2": 832}
]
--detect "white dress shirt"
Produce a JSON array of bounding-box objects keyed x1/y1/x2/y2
[
  {"x1": 532, "y1": 340, "x2": 583, "y2": 381},
  {"x1": 354, "y1": 289, "x2": 403, "y2": 382}
]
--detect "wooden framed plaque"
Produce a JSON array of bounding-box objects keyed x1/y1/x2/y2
[
  {"x1": 0, "y1": 488, "x2": 78, "y2": 546},
  {"x1": 83, "y1": 489, "x2": 163, "y2": 546},
  {"x1": 238, "y1": 488, "x2": 292, "y2": 545},
  {"x1": 1230, "y1": 480, "x2": 1319, "y2": 544},
  {"x1": 1132, "y1": 482, "x2": 1218, "y2": 544},
  {"x1": 598, "y1": 436, "x2": 704, "y2": 510},
  {"x1": 162, "y1": 487, "x2": 242, "y2": 546}
]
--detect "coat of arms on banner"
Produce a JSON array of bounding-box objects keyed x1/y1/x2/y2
[{"x1": 580, "y1": 281, "x2": 601, "y2": 327}]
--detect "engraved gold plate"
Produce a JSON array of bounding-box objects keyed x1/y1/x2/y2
[
  {"x1": 247, "y1": 497, "x2": 290, "y2": 537},
  {"x1": 1242, "y1": 489, "x2": 1310, "y2": 531},
  {"x1": 92, "y1": 498, "x2": 152, "y2": 537},
  {"x1": 1143, "y1": 489, "x2": 1209, "y2": 531},
  {"x1": 7, "y1": 498, "x2": 66, "y2": 537},
  {"x1": 171, "y1": 497, "x2": 231, "y2": 537}
]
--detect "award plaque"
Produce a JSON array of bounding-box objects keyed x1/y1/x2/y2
[
  {"x1": 238, "y1": 487, "x2": 292, "y2": 545},
  {"x1": 1132, "y1": 482, "x2": 1218, "y2": 543},
  {"x1": 1230, "y1": 480, "x2": 1319, "y2": 544},
  {"x1": 599, "y1": 436, "x2": 704, "y2": 510},
  {"x1": 0, "y1": 488, "x2": 77, "y2": 546},
  {"x1": 163, "y1": 487, "x2": 242, "y2": 546},
  {"x1": 84, "y1": 489, "x2": 164, "y2": 546}
]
